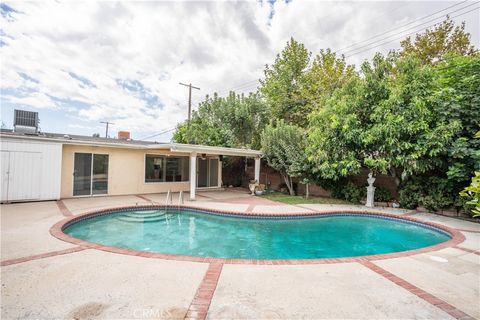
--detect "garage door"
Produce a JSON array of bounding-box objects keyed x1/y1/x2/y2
[{"x1": 1, "y1": 151, "x2": 42, "y2": 202}]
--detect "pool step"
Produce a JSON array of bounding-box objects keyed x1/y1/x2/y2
[{"x1": 117, "y1": 210, "x2": 167, "y2": 223}]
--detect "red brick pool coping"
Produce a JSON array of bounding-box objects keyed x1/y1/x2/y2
[{"x1": 49, "y1": 204, "x2": 466, "y2": 265}]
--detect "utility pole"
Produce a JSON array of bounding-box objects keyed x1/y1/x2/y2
[
  {"x1": 179, "y1": 82, "x2": 200, "y2": 122},
  {"x1": 100, "y1": 121, "x2": 114, "y2": 138}
]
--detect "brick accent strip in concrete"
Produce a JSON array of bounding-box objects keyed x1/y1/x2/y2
[
  {"x1": 401, "y1": 210, "x2": 419, "y2": 216},
  {"x1": 185, "y1": 262, "x2": 223, "y2": 320},
  {"x1": 454, "y1": 246, "x2": 480, "y2": 256},
  {"x1": 1, "y1": 246, "x2": 86, "y2": 267},
  {"x1": 458, "y1": 229, "x2": 480, "y2": 234},
  {"x1": 56, "y1": 200, "x2": 73, "y2": 217},
  {"x1": 135, "y1": 194, "x2": 152, "y2": 202},
  {"x1": 359, "y1": 260, "x2": 475, "y2": 320}
]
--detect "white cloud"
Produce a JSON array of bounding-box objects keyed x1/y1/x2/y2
[{"x1": 1, "y1": 1, "x2": 478, "y2": 139}]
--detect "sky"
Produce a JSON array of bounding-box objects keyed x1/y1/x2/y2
[{"x1": 1, "y1": 0, "x2": 478, "y2": 141}]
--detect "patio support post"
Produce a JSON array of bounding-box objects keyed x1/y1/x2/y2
[
  {"x1": 190, "y1": 152, "x2": 197, "y2": 200},
  {"x1": 254, "y1": 157, "x2": 261, "y2": 183}
]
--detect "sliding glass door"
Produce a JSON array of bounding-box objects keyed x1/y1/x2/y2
[
  {"x1": 197, "y1": 157, "x2": 219, "y2": 188},
  {"x1": 73, "y1": 153, "x2": 92, "y2": 196},
  {"x1": 92, "y1": 154, "x2": 109, "y2": 194},
  {"x1": 209, "y1": 159, "x2": 219, "y2": 187},
  {"x1": 73, "y1": 153, "x2": 108, "y2": 196},
  {"x1": 197, "y1": 158, "x2": 208, "y2": 188}
]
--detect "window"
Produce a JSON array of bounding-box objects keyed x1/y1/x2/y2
[
  {"x1": 145, "y1": 155, "x2": 164, "y2": 182},
  {"x1": 145, "y1": 155, "x2": 189, "y2": 183}
]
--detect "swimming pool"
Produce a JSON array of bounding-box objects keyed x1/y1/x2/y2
[{"x1": 62, "y1": 208, "x2": 451, "y2": 260}]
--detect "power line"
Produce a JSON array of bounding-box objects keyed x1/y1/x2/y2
[
  {"x1": 340, "y1": 2, "x2": 478, "y2": 56},
  {"x1": 335, "y1": 0, "x2": 469, "y2": 54},
  {"x1": 345, "y1": 5, "x2": 479, "y2": 58},
  {"x1": 214, "y1": 81, "x2": 260, "y2": 97},
  {"x1": 197, "y1": 2, "x2": 477, "y2": 98},
  {"x1": 138, "y1": 127, "x2": 177, "y2": 141}
]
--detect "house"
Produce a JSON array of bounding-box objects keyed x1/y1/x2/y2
[{"x1": 0, "y1": 130, "x2": 262, "y2": 202}]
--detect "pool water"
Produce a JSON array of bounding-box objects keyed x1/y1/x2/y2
[{"x1": 64, "y1": 209, "x2": 450, "y2": 260}]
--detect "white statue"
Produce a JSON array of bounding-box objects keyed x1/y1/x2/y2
[
  {"x1": 367, "y1": 172, "x2": 376, "y2": 187},
  {"x1": 366, "y1": 173, "x2": 376, "y2": 208}
]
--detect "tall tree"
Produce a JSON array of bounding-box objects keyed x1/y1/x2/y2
[
  {"x1": 260, "y1": 38, "x2": 311, "y2": 127},
  {"x1": 303, "y1": 49, "x2": 357, "y2": 113},
  {"x1": 173, "y1": 92, "x2": 268, "y2": 149},
  {"x1": 432, "y1": 54, "x2": 480, "y2": 187},
  {"x1": 400, "y1": 18, "x2": 476, "y2": 64},
  {"x1": 308, "y1": 53, "x2": 459, "y2": 185},
  {"x1": 261, "y1": 120, "x2": 308, "y2": 195}
]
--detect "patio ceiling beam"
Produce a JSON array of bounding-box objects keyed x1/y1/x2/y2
[{"x1": 168, "y1": 143, "x2": 262, "y2": 157}]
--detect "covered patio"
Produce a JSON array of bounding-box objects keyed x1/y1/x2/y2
[{"x1": 167, "y1": 144, "x2": 262, "y2": 201}]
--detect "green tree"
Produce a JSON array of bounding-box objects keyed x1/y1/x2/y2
[
  {"x1": 303, "y1": 49, "x2": 357, "y2": 113},
  {"x1": 308, "y1": 53, "x2": 459, "y2": 185},
  {"x1": 173, "y1": 92, "x2": 268, "y2": 149},
  {"x1": 260, "y1": 38, "x2": 311, "y2": 127},
  {"x1": 432, "y1": 54, "x2": 480, "y2": 187},
  {"x1": 261, "y1": 120, "x2": 308, "y2": 195},
  {"x1": 400, "y1": 18, "x2": 476, "y2": 64}
]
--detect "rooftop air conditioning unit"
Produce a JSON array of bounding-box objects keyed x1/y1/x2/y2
[{"x1": 14, "y1": 109, "x2": 39, "y2": 134}]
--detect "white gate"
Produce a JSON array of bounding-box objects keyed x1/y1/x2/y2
[
  {"x1": 1, "y1": 151, "x2": 42, "y2": 202},
  {"x1": 1, "y1": 151, "x2": 10, "y2": 201}
]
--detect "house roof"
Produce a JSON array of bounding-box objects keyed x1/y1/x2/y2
[{"x1": 0, "y1": 130, "x2": 262, "y2": 157}]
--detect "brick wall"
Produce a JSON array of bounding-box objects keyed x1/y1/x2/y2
[
  {"x1": 243, "y1": 160, "x2": 398, "y2": 198},
  {"x1": 350, "y1": 168, "x2": 399, "y2": 198}
]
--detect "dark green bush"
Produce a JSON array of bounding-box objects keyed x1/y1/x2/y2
[
  {"x1": 342, "y1": 183, "x2": 366, "y2": 203},
  {"x1": 399, "y1": 176, "x2": 457, "y2": 211},
  {"x1": 398, "y1": 177, "x2": 426, "y2": 209},
  {"x1": 419, "y1": 193, "x2": 453, "y2": 212},
  {"x1": 315, "y1": 177, "x2": 347, "y2": 199},
  {"x1": 418, "y1": 177, "x2": 455, "y2": 211},
  {"x1": 375, "y1": 187, "x2": 393, "y2": 202}
]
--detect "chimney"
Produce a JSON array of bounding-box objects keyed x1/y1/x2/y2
[{"x1": 118, "y1": 131, "x2": 130, "y2": 140}]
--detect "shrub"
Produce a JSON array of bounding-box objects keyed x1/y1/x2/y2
[
  {"x1": 419, "y1": 193, "x2": 454, "y2": 212},
  {"x1": 315, "y1": 178, "x2": 348, "y2": 199},
  {"x1": 460, "y1": 171, "x2": 480, "y2": 217},
  {"x1": 342, "y1": 183, "x2": 366, "y2": 203},
  {"x1": 398, "y1": 178, "x2": 424, "y2": 209},
  {"x1": 399, "y1": 176, "x2": 457, "y2": 211},
  {"x1": 375, "y1": 187, "x2": 393, "y2": 202}
]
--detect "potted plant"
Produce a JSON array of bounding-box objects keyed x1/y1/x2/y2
[
  {"x1": 249, "y1": 180, "x2": 259, "y2": 195},
  {"x1": 255, "y1": 184, "x2": 266, "y2": 196}
]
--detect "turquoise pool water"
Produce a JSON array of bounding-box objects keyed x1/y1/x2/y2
[{"x1": 64, "y1": 209, "x2": 450, "y2": 259}]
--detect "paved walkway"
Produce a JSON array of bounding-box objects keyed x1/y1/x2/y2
[{"x1": 1, "y1": 190, "x2": 479, "y2": 319}]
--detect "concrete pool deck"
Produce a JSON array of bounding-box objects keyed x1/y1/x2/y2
[{"x1": 1, "y1": 189, "x2": 479, "y2": 319}]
